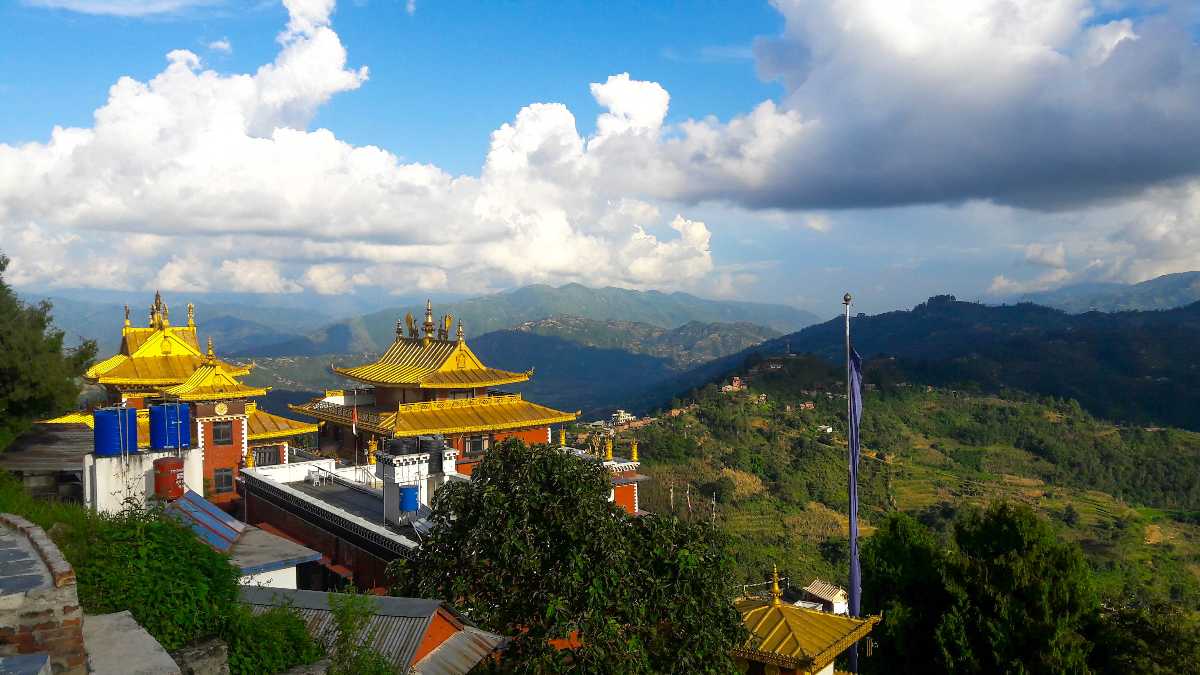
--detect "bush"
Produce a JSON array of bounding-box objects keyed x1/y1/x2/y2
[{"x1": 225, "y1": 605, "x2": 324, "y2": 675}]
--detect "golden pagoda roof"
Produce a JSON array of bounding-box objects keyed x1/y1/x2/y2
[
  {"x1": 733, "y1": 569, "x2": 879, "y2": 673},
  {"x1": 245, "y1": 402, "x2": 318, "y2": 441},
  {"x1": 41, "y1": 412, "x2": 94, "y2": 428},
  {"x1": 161, "y1": 359, "x2": 268, "y2": 401},
  {"x1": 85, "y1": 294, "x2": 249, "y2": 387},
  {"x1": 290, "y1": 393, "x2": 577, "y2": 438},
  {"x1": 332, "y1": 301, "x2": 529, "y2": 389}
]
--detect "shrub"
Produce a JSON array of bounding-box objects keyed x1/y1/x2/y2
[{"x1": 225, "y1": 605, "x2": 324, "y2": 675}]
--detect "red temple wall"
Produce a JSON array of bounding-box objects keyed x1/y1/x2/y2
[
  {"x1": 200, "y1": 417, "x2": 244, "y2": 506},
  {"x1": 613, "y1": 484, "x2": 637, "y2": 514}
]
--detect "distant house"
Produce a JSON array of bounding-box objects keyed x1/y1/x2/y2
[
  {"x1": 240, "y1": 586, "x2": 506, "y2": 674},
  {"x1": 817, "y1": 425, "x2": 834, "y2": 435},
  {"x1": 610, "y1": 409, "x2": 637, "y2": 426},
  {"x1": 800, "y1": 401, "x2": 816, "y2": 410},
  {"x1": 734, "y1": 569, "x2": 878, "y2": 675},
  {"x1": 721, "y1": 377, "x2": 747, "y2": 393},
  {"x1": 801, "y1": 579, "x2": 849, "y2": 615}
]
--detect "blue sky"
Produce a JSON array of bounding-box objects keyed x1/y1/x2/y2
[{"x1": 1, "y1": 0, "x2": 1199, "y2": 317}]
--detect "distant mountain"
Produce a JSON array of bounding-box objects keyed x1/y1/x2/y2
[
  {"x1": 1019, "y1": 271, "x2": 1200, "y2": 313},
  {"x1": 23, "y1": 294, "x2": 314, "y2": 355},
  {"x1": 248, "y1": 283, "x2": 816, "y2": 356},
  {"x1": 511, "y1": 315, "x2": 779, "y2": 369},
  {"x1": 642, "y1": 295, "x2": 1200, "y2": 430}
]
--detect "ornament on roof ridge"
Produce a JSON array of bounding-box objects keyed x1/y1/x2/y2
[{"x1": 187, "y1": 303, "x2": 195, "y2": 327}]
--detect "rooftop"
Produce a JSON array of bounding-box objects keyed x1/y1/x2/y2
[{"x1": 0, "y1": 423, "x2": 93, "y2": 473}]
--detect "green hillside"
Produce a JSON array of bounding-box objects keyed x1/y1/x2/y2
[{"x1": 615, "y1": 355, "x2": 1200, "y2": 609}]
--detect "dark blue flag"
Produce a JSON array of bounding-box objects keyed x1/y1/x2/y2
[{"x1": 848, "y1": 346, "x2": 863, "y2": 670}]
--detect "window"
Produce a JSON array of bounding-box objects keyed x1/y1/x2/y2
[
  {"x1": 254, "y1": 446, "x2": 281, "y2": 466},
  {"x1": 465, "y1": 435, "x2": 486, "y2": 454},
  {"x1": 213, "y1": 468, "x2": 234, "y2": 494},
  {"x1": 212, "y1": 420, "x2": 233, "y2": 446}
]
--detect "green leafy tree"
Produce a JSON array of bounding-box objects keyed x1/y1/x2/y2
[
  {"x1": 390, "y1": 439, "x2": 744, "y2": 673},
  {"x1": 0, "y1": 253, "x2": 96, "y2": 449},
  {"x1": 327, "y1": 588, "x2": 392, "y2": 675},
  {"x1": 1086, "y1": 601, "x2": 1200, "y2": 674},
  {"x1": 863, "y1": 504, "x2": 1095, "y2": 674}
]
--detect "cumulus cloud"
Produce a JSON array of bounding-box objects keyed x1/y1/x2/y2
[
  {"x1": 1024, "y1": 242, "x2": 1067, "y2": 269},
  {"x1": 0, "y1": 1, "x2": 714, "y2": 295},
  {"x1": 207, "y1": 37, "x2": 232, "y2": 53}
]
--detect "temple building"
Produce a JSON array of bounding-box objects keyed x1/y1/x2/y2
[
  {"x1": 734, "y1": 567, "x2": 879, "y2": 675},
  {"x1": 53, "y1": 293, "x2": 316, "y2": 507},
  {"x1": 290, "y1": 300, "x2": 578, "y2": 479}
]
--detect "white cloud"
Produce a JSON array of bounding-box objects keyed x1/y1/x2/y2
[
  {"x1": 24, "y1": 0, "x2": 218, "y2": 16},
  {"x1": 1024, "y1": 242, "x2": 1067, "y2": 269},
  {"x1": 405, "y1": 0, "x2": 414, "y2": 16},
  {"x1": 207, "y1": 38, "x2": 232, "y2": 54},
  {"x1": 0, "y1": 1, "x2": 714, "y2": 296},
  {"x1": 988, "y1": 268, "x2": 1071, "y2": 296}
]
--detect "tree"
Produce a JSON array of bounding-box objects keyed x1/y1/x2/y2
[
  {"x1": 1086, "y1": 602, "x2": 1200, "y2": 674},
  {"x1": 389, "y1": 439, "x2": 744, "y2": 673},
  {"x1": 0, "y1": 254, "x2": 96, "y2": 449},
  {"x1": 937, "y1": 503, "x2": 1095, "y2": 673},
  {"x1": 862, "y1": 504, "x2": 1095, "y2": 674}
]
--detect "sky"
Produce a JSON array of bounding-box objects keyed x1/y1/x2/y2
[{"x1": 1, "y1": 0, "x2": 1199, "y2": 317}]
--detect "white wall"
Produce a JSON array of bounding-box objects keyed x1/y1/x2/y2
[
  {"x1": 250, "y1": 459, "x2": 336, "y2": 484},
  {"x1": 83, "y1": 448, "x2": 203, "y2": 514},
  {"x1": 240, "y1": 567, "x2": 297, "y2": 590}
]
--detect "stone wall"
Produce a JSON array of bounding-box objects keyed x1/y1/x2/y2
[{"x1": 0, "y1": 514, "x2": 86, "y2": 674}]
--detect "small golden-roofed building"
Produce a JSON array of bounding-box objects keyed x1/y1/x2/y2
[
  {"x1": 45, "y1": 292, "x2": 318, "y2": 510},
  {"x1": 291, "y1": 300, "x2": 578, "y2": 474},
  {"x1": 734, "y1": 567, "x2": 879, "y2": 675},
  {"x1": 85, "y1": 292, "x2": 249, "y2": 403}
]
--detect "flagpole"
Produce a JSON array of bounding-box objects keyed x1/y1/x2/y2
[{"x1": 844, "y1": 292, "x2": 860, "y2": 673}]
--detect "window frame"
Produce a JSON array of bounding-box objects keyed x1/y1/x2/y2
[
  {"x1": 211, "y1": 420, "x2": 234, "y2": 446},
  {"x1": 213, "y1": 468, "x2": 235, "y2": 494}
]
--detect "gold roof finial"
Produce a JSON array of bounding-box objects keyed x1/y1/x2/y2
[
  {"x1": 405, "y1": 312, "x2": 417, "y2": 338},
  {"x1": 456, "y1": 321, "x2": 465, "y2": 343},
  {"x1": 631, "y1": 439, "x2": 639, "y2": 462},
  {"x1": 161, "y1": 301, "x2": 170, "y2": 327},
  {"x1": 396, "y1": 318, "x2": 403, "y2": 338},
  {"x1": 187, "y1": 303, "x2": 195, "y2": 327},
  {"x1": 206, "y1": 337, "x2": 216, "y2": 363},
  {"x1": 770, "y1": 564, "x2": 783, "y2": 606},
  {"x1": 604, "y1": 435, "x2": 613, "y2": 462},
  {"x1": 559, "y1": 426, "x2": 566, "y2": 447},
  {"x1": 422, "y1": 299, "x2": 434, "y2": 346},
  {"x1": 123, "y1": 304, "x2": 131, "y2": 328},
  {"x1": 440, "y1": 314, "x2": 453, "y2": 340},
  {"x1": 148, "y1": 304, "x2": 156, "y2": 327}
]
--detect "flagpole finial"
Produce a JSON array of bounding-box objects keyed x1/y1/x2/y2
[{"x1": 843, "y1": 292, "x2": 852, "y2": 305}]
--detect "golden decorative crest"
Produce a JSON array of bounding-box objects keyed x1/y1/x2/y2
[{"x1": 215, "y1": 402, "x2": 228, "y2": 416}]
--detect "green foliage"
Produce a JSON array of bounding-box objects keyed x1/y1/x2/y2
[
  {"x1": 225, "y1": 605, "x2": 324, "y2": 675},
  {"x1": 864, "y1": 504, "x2": 1096, "y2": 674},
  {"x1": 391, "y1": 439, "x2": 745, "y2": 673},
  {"x1": 1086, "y1": 602, "x2": 1200, "y2": 674},
  {"x1": 0, "y1": 253, "x2": 96, "y2": 450},
  {"x1": 327, "y1": 588, "x2": 391, "y2": 675}
]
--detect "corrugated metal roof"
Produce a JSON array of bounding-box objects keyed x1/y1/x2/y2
[
  {"x1": 167, "y1": 489, "x2": 246, "y2": 553},
  {"x1": 411, "y1": 626, "x2": 506, "y2": 675},
  {"x1": 802, "y1": 579, "x2": 847, "y2": 604},
  {"x1": 239, "y1": 587, "x2": 439, "y2": 671}
]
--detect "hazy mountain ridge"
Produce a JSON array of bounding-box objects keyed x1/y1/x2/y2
[
  {"x1": 1019, "y1": 271, "x2": 1200, "y2": 313},
  {"x1": 245, "y1": 283, "x2": 816, "y2": 356},
  {"x1": 511, "y1": 315, "x2": 780, "y2": 369}
]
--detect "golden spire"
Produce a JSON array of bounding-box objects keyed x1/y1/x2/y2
[
  {"x1": 161, "y1": 301, "x2": 170, "y2": 327},
  {"x1": 604, "y1": 435, "x2": 613, "y2": 462},
  {"x1": 559, "y1": 426, "x2": 566, "y2": 447},
  {"x1": 187, "y1": 303, "x2": 195, "y2": 327},
  {"x1": 422, "y1": 299, "x2": 434, "y2": 346},
  {"x1": 770, "y1": 564, "x2": 782, "y2": 606},
  {"x1": 630, "y1": 439, "x2": 639, "y2": 462},
  {"x1": 206, "y1": 337, "x2": 216, "y2": 364},
  {"x1": 123, "y1": 304, "x2": 131, "y2": 330},
  {"x1": 367, "y1": 436, "x2": 378, "y2": 465},
  {"x1": 456, "y1": 321, "x2": 465, "y2": 343}
]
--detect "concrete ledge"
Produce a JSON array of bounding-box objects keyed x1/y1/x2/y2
[
  {"x1": 0, "y1": 514, "x2": 74, "y2": 588},
  {"x1": 83, "y1": 611, "x2": 180, "y2": 675}
]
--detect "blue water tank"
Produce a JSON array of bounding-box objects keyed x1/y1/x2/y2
[
  {"x1": 399, "y1": 485, "x2": 419, "y2": 513},
  {"x1": 93, "y1": 407, "x2": 138, "y2": 457},
  {"x1": 149, "y1": 403, "x2": 191, "y2": 450}
]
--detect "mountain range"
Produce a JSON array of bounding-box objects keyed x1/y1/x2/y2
[
  {"x1": 242, "y1": 283, "x2": 815, "y2": 356},
  {"x1": 1017, "y1": 271, "x2": 1200, "y2": 313},
  {"x1": 645, "y1": 295, "x2": 1200, "y2": 430}
]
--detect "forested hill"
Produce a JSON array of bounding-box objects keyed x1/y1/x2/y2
[
  {"x1": 636, "y1": 296, "x2": 1200, "y2": 430},
  {"x1": 1021, "y1": 271, "x2": 1200, "y2": 313}
]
